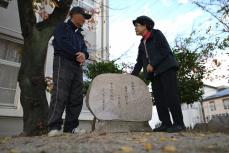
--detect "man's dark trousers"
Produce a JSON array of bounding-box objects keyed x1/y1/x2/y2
[
  {"x1": 48, "y1": 55, "x2": 83, "y2": 132},
  {"x1": 151, "y1": 68, "x2": 184, "y2": 126}
]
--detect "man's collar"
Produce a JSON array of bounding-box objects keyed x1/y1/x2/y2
[{"x1": 67, "y1": 19, "x2": 83, "y2": 32}]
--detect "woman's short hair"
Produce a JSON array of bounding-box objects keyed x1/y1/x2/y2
[{"x1": 133, "y1": 16, "x2": 155, "y2": 30}]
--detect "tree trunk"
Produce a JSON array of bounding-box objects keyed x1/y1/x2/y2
[
  {"x1": 17, "y1": 0, "x2": 72, "y2": 136},
  {"x1": 18, "y1": 29, "x2": 51, "y2": 136}
]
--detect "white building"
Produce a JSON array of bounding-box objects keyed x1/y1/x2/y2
[
  {"x1": 202, "y1": 87, "x2": 229, "y2": 123},
  {"x1": 0, "y1": 0, "x2": 109, "y2": 136}
]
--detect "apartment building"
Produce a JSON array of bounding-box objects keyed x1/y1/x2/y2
[{"x1": 0, "y1": 0, "x2": 109, "y2": 136}]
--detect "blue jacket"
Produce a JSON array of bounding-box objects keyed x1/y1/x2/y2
[{"x1": 52, "y1": 19, "x2": 89, "y2": 62}]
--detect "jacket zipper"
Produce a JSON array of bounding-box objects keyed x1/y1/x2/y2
[{"x1": 143, "y1": 40, "x2": 151, "y2": 64}]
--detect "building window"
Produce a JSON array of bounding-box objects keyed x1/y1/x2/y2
[
  {"x1": 223, "y1": 99, "x2": 229, "y2": 110},
  {"x1": 0, "y1": 38, "x2": 21, "y2": 106},
  {"x1": 209, "y1": 101, "x2": 216, "y2": 111}
]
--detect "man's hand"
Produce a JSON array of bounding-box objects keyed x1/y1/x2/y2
[
  {"x1": 76, "y1": 52, "x2": 86, "y2": 65},
  {"x1": 147, "y1": 64, "x2": 154, "y2": 73}
]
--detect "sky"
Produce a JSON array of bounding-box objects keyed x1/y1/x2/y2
[{"x1": 109, "y1": 0, "x2": 229, "y2": 87}]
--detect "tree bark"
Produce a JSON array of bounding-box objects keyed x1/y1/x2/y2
[
  {"x1": 18, "y1": 29, "x2": 51, "y2": 136},
  {"x1": 17, "y1": 0, "x2": 72, "y2": 136}
]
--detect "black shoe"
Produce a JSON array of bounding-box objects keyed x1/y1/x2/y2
[
  {"x1": 153, "y1": 124, "x2": 171, "y2": 132},
  {"x1": 167, "y1": 124, "x2": 186, "y2": 133}
]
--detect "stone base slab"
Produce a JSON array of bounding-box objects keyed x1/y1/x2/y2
[{"x1": 93, "y1": 120, "x2": 152, "y2": 133}]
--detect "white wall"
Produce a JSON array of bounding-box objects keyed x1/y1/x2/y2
[
  {"x1": 0, "y1": 0, "x2": 23, "y2": 117},
  {"x1": 203, "y1": 86, "x2": 218, "y2": 98},
  {"x1": 0, "y1": 0, "x2": 22, "y2": 39}
]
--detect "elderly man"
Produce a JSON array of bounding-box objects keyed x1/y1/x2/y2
[{"x1": 48, "y1": 6, "x2": 91, "y2": 136}]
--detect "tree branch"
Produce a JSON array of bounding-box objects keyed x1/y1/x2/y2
[
  {"x1": 36, "y1": 0, "x2": 73, "y2": 31},
  {"x1": 17, "y1": 0, "x2": 36, "y2": 37},
  {"x1": 193, "y1": 1, "x2": 229, "y2": 31}
]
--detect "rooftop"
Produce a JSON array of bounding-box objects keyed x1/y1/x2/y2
[{"x1": 203, "y1": 88, "x2": 229, "y2": 101}]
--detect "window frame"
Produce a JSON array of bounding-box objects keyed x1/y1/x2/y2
[
  {"x1": 0, "y1": 35, "x2": 22, "y2": 108},
  {"x1": 209, "y1": 101, "x2": 216, "y2": 111},
  {"x1": 223, "y1": 98, "x2": 229, "y2": 110}
]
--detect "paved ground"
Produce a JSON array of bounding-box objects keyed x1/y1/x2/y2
[{"x1": 0, "y1": 131, "x2": 229, "y2": 153}]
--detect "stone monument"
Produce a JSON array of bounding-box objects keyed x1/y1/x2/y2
[{"x1": 86, "y1": 74, "x2": 153, "y2": 132}]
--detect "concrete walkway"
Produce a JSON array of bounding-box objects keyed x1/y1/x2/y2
[{"x1": 0, "y1": 132, "x2": 228, "y2": 153}]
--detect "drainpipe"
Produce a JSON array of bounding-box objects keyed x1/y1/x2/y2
[
  {"x1": 106, "y1": 0, "x2": 109, "y2": 60},
  {"x1": 101, "y1": 0, "x2": 104, "y2": 60}
]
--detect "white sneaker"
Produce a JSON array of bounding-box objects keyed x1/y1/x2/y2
[
  {"x1": 48, "y1": 129, "x2": 63, "y2": 137},
  {"x1": 72, "y1": 127, "x2": 86, "y2": 134}
]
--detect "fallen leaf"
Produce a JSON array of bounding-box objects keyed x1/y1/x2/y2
[
  {"x1": 120, "y1": 146, "x2": 133, "y2": 153},
  {"x1": 170, "y1": 138, "x2": 177, "y2": 141},
  {"x1": 9, "y1": 149, "x2": 18, "y2": 153},
  {"x1": 162, "y1": 145, "x2": 176, "y2": 152},
  {"x1": 159, "y1": 137, "x2": 168, "y2": 142},
  {"x1": 144, "y1": 132, "x2": 151, "y2": 136},
  {"x1": 0, "y1": 137, "x2": 11, "y2": 144},
  {"x1": 144, "y1": 143, "x2": 153, "y2": 152},
  {"x1": 62, "y1": 133, "x2": 70, "y2": 138}
]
